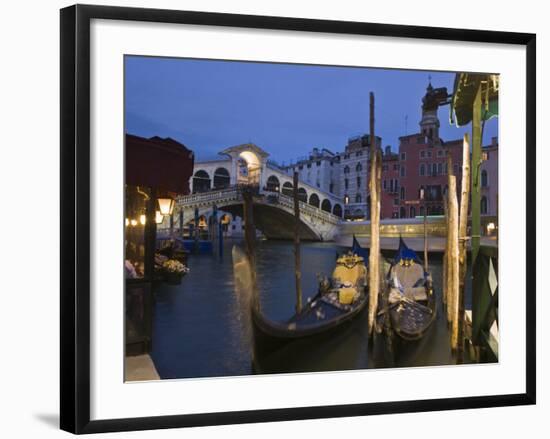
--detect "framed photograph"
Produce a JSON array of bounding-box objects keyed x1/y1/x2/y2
[{"x1": 60, "y1": 4, "x2": 536, "y2": 434}]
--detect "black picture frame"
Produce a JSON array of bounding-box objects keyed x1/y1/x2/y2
[{"x1": 60, "y1": 4, "x2": 536, "y2": 434}]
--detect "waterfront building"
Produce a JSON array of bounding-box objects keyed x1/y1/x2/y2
[
  {"x1": 380, "y1": 145, "x2": 401, "y2": 219},
  {"x1": 281, "y1": 147, "x2": 340, "y2": 195},
  {"x1": 338, "y1": 134, "x2": 382, "y2": 219},
  {"x1": 397, "y1": 82, "x2": 498, "y2": 219}
]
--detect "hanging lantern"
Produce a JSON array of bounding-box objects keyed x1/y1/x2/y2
[
  {"x1": 139, "y1": 214, "x2": 146, "y2": 226},
  {"x1": 157, "y1": 197, "x2": 175, "y2": 216},
  {"x1": 155, "y1": 210, "x2": 164, "y2": 224}
]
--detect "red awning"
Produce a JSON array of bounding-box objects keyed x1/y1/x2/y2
[{"x1": 125, "y1": 134, "x2": 194, "y2": 195}]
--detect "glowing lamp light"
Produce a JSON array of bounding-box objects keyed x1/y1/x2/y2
[
  {"x1": 344, "y1": 195, "x2": 350, "y2": 205},
  {"x1": 130, "y1": 219, "x2": 138, "y2": 227},
  {"x1": 155, "y1": 210, "x2": 164, "y2": 224},
  {"x1": 139, "y1": 214, "x2": 146, "y2": 226},
  {"x1": 157, "y1": 197, "x2": 175, "y2": 216},
  {"x1": 125, "y1": 218, "x2": 129, "y2": 227},
  {"x1": 419, "y1": 188, "x2": 425, "y2": 200},
  {"x1": 487, "y1": 222, "x2": 496, "y2": 234}
]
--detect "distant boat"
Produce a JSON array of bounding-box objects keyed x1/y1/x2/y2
[
  {"x1": 383, "y1": 237, "x2": 436, "y2": 341},
  {"x1": 251, "y1": 242, "x2": 369, "y2": 345}
]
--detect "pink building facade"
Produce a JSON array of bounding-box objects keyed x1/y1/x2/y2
[{"x1": 396, "y1": 82, "x2": 498, "y2": 220}]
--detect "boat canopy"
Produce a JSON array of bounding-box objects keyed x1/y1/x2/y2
[
  {"x1": 393, "y1": 237, "x2": 422, "y2": 265},
  {"x1": 352, "y1": 235, "x2": 370, "y2": 263}
]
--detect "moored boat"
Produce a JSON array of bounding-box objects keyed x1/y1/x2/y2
[
  {"x1": 251, "y1": 244, "x2": 369, "y2": 344},
  {"x1": 384, "y1": 237, "x2": 436, "y2": 341}
]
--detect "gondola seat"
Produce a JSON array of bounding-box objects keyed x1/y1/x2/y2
[{"x1": 389, "y1": 262, "x2": 428, "y2": 303}]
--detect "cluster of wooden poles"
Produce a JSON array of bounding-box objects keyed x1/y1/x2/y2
[
  {"x1": 366, "y1": 92, "x2": 473, "y2": 356},
  {"x1": 444, "y1": 133, "x2": 471, "y2": 357}
]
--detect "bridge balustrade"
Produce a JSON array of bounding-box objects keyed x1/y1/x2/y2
[{"x1": 176, "y1": 184, "x2": 341, "y2": 224}]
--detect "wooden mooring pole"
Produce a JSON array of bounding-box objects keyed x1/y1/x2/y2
[
  {"x1": 456, "y1": 133, "x2": 471, "y2": 359},
  {"x1": 423, "y1": 192, "x2": 428, "y2": 273},
  {"x1": 448, "y1": 174, "x2": 460, "y2": 351},
  {"x1": 293, "y1": 172, "x2": 303, "y2": 314},
  {"x1": 242, "y1": 187, "x2": 259, "y2": 311},
  {"x1": 445, "y1": 153, "x2": 454, "y2": 323},
  {"x1": 368, "y1": 92, "x2": 380, "y2": 336}
]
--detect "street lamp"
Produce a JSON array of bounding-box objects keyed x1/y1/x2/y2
[{"x1": 157, "y1": 197, "x2": 175, "y2": 216}]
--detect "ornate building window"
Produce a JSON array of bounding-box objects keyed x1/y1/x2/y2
[
  {"x1": 344, "y1": 165, "x2": 350, "y2": 174},
  {"x1": 420, "y1": 163, "x2": 425, "y2": 176},
  {"x1": 356, "y1": 162, "x2": 362, "y2": 172},
  {"x1": 355, "y1": 193, "x2": 362, "y2": 203}
]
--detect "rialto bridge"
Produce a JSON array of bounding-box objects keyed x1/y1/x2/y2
[{"x1": 159, "y1": 143, "x2": 344, "y2": 241}]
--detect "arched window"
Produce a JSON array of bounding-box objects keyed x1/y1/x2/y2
[
  {"x1": 344, "y1": 178, "x2": 349, "y2": 189},
  {"x1": 309, "y1": 193, "x2": 320, "y2": 208},
  {"x1": 420, "y1": 163, "x2": 425, "y2": 176},
  {"x1": 481, "y1": 196, "x2": 488, "y2": 214},
  {"x1": 400, "y1": 206, "x2": 406, "y2": 218},
  {"x1": 400, "y1": 186, "x2": 405, "y2": 200},
  {"x1": 192, "y1": 170, "x2": 211, "y2": 193},
  {"x1": 356, "y1": 162, "x2": 362, "y2": 172},
  {"x1": 419, "y1": 206, "x2": 425, "y2": 216},
  {"x1": 333, "y1": 204, "x2": 343, "y2": 217},
  {"x1": 321, "y1": 199, "x2": 332, "y2": 213},
  {"x1": 213, "y1": 167, "x2": 230, "y2": 189},
  {"x1": 266, "y1": 175, "x2": 280, "y2": 192},
  {"x1": 481, "y1": 170, "x2": 488, "y2": 187},
  {"x1": 355, "y1": 193, "x2": 362, "y2": 203},
  {"x1": 344, "y1": 165, "x2": 350, "y2": 174},
  {"x1": 357, "y1": 176, "x2": 361, "y2": 188},
  {"x1": 297, "y1": 187, "x2": 307, "y2": 203},
  {"x1": 281, "y1": 182, "x2": 293, "y2": 197},
  {"x1": 410, "y1": 206, "x2": 416, "y2": 218}
]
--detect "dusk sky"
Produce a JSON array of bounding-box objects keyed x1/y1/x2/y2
[{"x1": 125, "y1": 56, "x2": 498, "y2": 163}]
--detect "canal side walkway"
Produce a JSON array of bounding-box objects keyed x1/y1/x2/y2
[
  {"x1": 125, "y1": 354, "x2": 160, "y2": 381},
  {"x1": 336, "y1": 235, "x2": 498, "y2": 252}
]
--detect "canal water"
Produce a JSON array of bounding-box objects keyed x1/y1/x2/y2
[{"x1": 151, "y1": 239, "x2": 469, "y2": 380}]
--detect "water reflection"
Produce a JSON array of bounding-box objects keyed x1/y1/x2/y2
[{"x1": 151, "y1": 239, "x2": 465, "y2": 380}]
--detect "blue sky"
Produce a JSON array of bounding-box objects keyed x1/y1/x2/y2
[{"x1": 125, "y1": 56, "x2": 498, "y2": 163}]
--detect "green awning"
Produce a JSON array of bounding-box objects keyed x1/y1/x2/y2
[{"x1": 450, "y1": 73, "x2": 499, "y2": 127}]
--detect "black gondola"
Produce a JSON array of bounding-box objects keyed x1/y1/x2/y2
[
  {"x1": 383, "y1": 237, "x2": 436, "y2": 341},
  {"x1": 251, "y1": 237, "x2": 369, "y2": 345}
]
